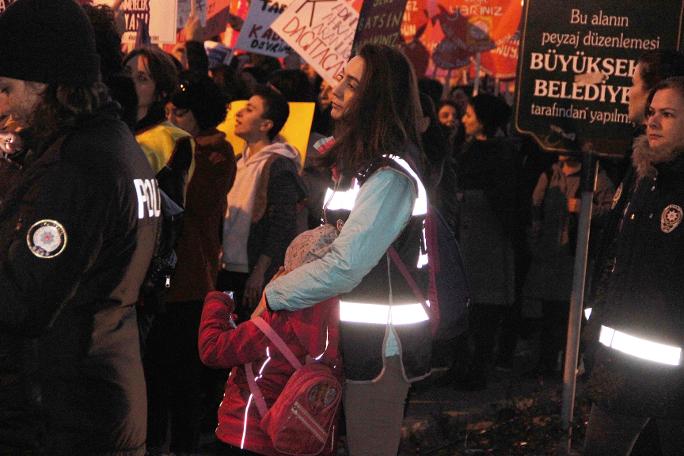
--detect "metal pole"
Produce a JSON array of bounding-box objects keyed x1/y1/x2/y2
[
  {"x1": 559, "y1": 152, "x2": 599, "y2": 455},
  {"x1": 473, "y1": 53, "x2": 481, "y2": 96}
]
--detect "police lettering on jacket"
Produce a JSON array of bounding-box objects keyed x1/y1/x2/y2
[{"x1": 133, "y1": 178, "x2": 161, "y2": 219}]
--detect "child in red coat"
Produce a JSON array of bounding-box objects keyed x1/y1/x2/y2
[{"x1": 199, "y1": 225, "x2": 340, "y2": 456}]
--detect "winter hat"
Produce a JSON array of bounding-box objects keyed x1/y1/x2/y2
[
  {"x1": 171, "y1": 72, "x2": 228, "y2": 131},
  {"x1": 470, "y1": 93, "x2": 511, "y2": 136},
  {"x1": 0, "y1": 0, "x2": 100, "y2": 85}
]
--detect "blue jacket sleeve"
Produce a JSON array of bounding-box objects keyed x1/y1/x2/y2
[{"x1": 264, "y1": 168, "x2": 415, "y2": 311}]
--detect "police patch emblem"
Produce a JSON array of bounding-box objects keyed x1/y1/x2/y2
[
  {"x1": 611, "y1": 183, "x2": 623, "y2": 210},
  {"x1": 26, "y1": 220, "x2": 67, "y2": 258},
  {"x1": 661, "y1": 205, "x2": 683, "y2": 234}
]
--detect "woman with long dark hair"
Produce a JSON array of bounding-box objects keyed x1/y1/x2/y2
[{"x1": 254, "y1": 44, "x2": 430, "y2": 455}]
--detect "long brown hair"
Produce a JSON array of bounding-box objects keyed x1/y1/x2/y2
[
  {"x1": 321, "y1": 45, "x2": 423, "y2": 177},
  {"x1": 29, "y1": 81, "x2": 111, "y2": 144}
]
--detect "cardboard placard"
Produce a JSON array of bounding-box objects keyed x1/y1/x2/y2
[
  {"x1": 95, "y1": 0, "x2": 178, "y2": 47},
  {"x1": 515, "y1": 0, "x2": 684, "y2": 154},
  {"x1": 353, "y1": 0, "x2": 408, "y2": 51},
  {"x1": 217, "y1": 101, "x2": 315, "y2": 163},
  {"x1": 235, "y1": 0, "x2": 294, "y2": 57},
  {"x1": 271, "y1": 0, "x2": 360, "y2": 85},
  {"x1": 204, "y1": 40, "x2": 234, "y2": 67}
]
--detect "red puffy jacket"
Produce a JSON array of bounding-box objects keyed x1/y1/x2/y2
[{"x1": 198, "y1": 291, "x2": 340, "y2": 455}]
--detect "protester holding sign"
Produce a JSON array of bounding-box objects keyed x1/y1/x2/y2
[{"x1": 255, "y1": 44, "x2": 430, "y2": 456}]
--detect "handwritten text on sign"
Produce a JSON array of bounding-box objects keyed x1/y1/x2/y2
[
  {"x1": 272, "y1": 0, "x2": 359, "y2": 85},
  {"x1": 236, "y1": 0, "x2": 294, "y2": 57}
]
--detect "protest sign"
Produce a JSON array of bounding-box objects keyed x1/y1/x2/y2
[
  {"x1": 0, "y1": 0, "x2": 15, "y2": 13},
  {"x1": 223, "y1": 0, "x2": 250, "y2": 47},
  {"x1": 204, "y1": 40, "x2": 234, "y2": 67},
  {"x1": 400, "y1": 0, "x2": 428, "y2": 44},
  {"x1": 271, "y1": 0, "x2": 360, "y2": 85},
  {"x1": 480, "y1": 30, "x2": 519, "y2": 79},
  {"x1": 352, "y1": 0, "x2": 408, "y2": 51},
  {"x1": 412, "y1": 0, "x2": 521, "y2": 77},
  {"x1": 515, "y1": 0, "x2": 684, "y2": 155},
  {"x1": 178, "y1": 0, "x2": 207, "y2": 28},
  {"x1": 420, "y1": 14, "x2": 471, "y2": 77},
  {"x1": 235, "y1": 0, "x2": 294, "y2": 57},
  {"x1": 436, "y1": 0, "x2": 521, "y2": 54},
  {"x1": 206, "y1": 0, "x2": 231, "y2": 38},
  {"x1": 148, "y1": 0, "x2": 178, "y2": 44},
  {"x1": 99, "y1": 0, "x2": 177, "y2": 47},
  {"x1": 218, "y1": 101, "x2": 316, "y2": 163}
]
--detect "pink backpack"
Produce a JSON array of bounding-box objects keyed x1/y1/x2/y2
[{"x1": 245, "y1": 317, "x2": 342, "y2": 456}]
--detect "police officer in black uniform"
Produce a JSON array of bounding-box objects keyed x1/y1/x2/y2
[
  {"x1": 0, "y1": 1, "x2": 160, "y2": 454},
  {"x1": 584, "y1": 77, "x2": 684, "y2": 455}
]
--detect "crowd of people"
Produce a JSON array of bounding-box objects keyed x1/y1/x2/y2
[{"x1": 0, "y1": 0, "x2": 683, "y2": 455}]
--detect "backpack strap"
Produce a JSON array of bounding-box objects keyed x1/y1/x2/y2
[
  {"x1": 244, "y1": 316, "x2": 304, "y2": 418},
  {"x1": 245, "y1": 362, "x2": 269, "y2": 417},
  {"x1": 387, "y1": 247, "x2": 434, "y2": 321},
  {"x1": 252, "y1": 316, "x2": 303, "y2": 369}
]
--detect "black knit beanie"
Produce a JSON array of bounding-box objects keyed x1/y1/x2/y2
[
  {"x1": 470, "y1": 93, "x2": 511, "y2": 136},
  {"x1": 0, "y1": 0, "x2": 100, "y2": 85},
  {"x1": 171, "y1": 72, "x2": 228, "y2": 131}
]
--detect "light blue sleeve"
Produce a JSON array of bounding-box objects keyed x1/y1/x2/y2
[{"x1": 264, "y1": 168, "x2": 416, "y2": 311}]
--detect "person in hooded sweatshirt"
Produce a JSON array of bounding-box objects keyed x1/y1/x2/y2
[{"x1": 218, "y1": 85, "x2": 305, "y2": 321}]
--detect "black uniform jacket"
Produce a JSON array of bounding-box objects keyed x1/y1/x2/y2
[
  {"x1": 0, "y1": 108, "x2": 160, "y2": 454},
  {"x1": 588, "y1": 143, "x2": 684, "y2": 418}
]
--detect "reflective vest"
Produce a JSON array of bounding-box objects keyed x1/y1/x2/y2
[
  {"x1": 136, "y1": 120, "x2": 196, "y2": 181},
  {"x1": 324, "y1": 154, "x2": 432, "y2": 382},
  {"x1": 598, "y1": 324, "x2": 681, "y2": 366}
]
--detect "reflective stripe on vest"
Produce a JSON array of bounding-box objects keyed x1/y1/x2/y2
[
  {"x1": 599, "y1": 325, "x2": 681, "y2": 366},
  {"x1": 323, "y1": 156, "x2": 428, "y2": 216},
  {"x1": 339, "y1": 301, "x2": 429, "y2": 325}
]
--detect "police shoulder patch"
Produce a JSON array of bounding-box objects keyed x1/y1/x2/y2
[
  {"x1": 661, "y1": 204, "x2": 683, "y2": 234},
  {"x1": 611, "y1": 183, "x2": 623, "y2": 210},
  {"x1": 26, "y1": 220, "x2": 67, "y2": 258}
]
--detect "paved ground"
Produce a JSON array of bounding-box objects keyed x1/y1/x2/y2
[
  {"x1": 192, "y1": 340, "x2": 588, "y2": 456},
  {"x1": 397, "y1": 368, "x2": 585, "y2": 456}
]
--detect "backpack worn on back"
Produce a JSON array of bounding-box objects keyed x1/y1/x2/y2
[
  {"x1": 390, "y1": 205, "x2": 471, "y2": 341},
  {"x1": 245, "y1": 317, "x2": 341, "y2": 456}
]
